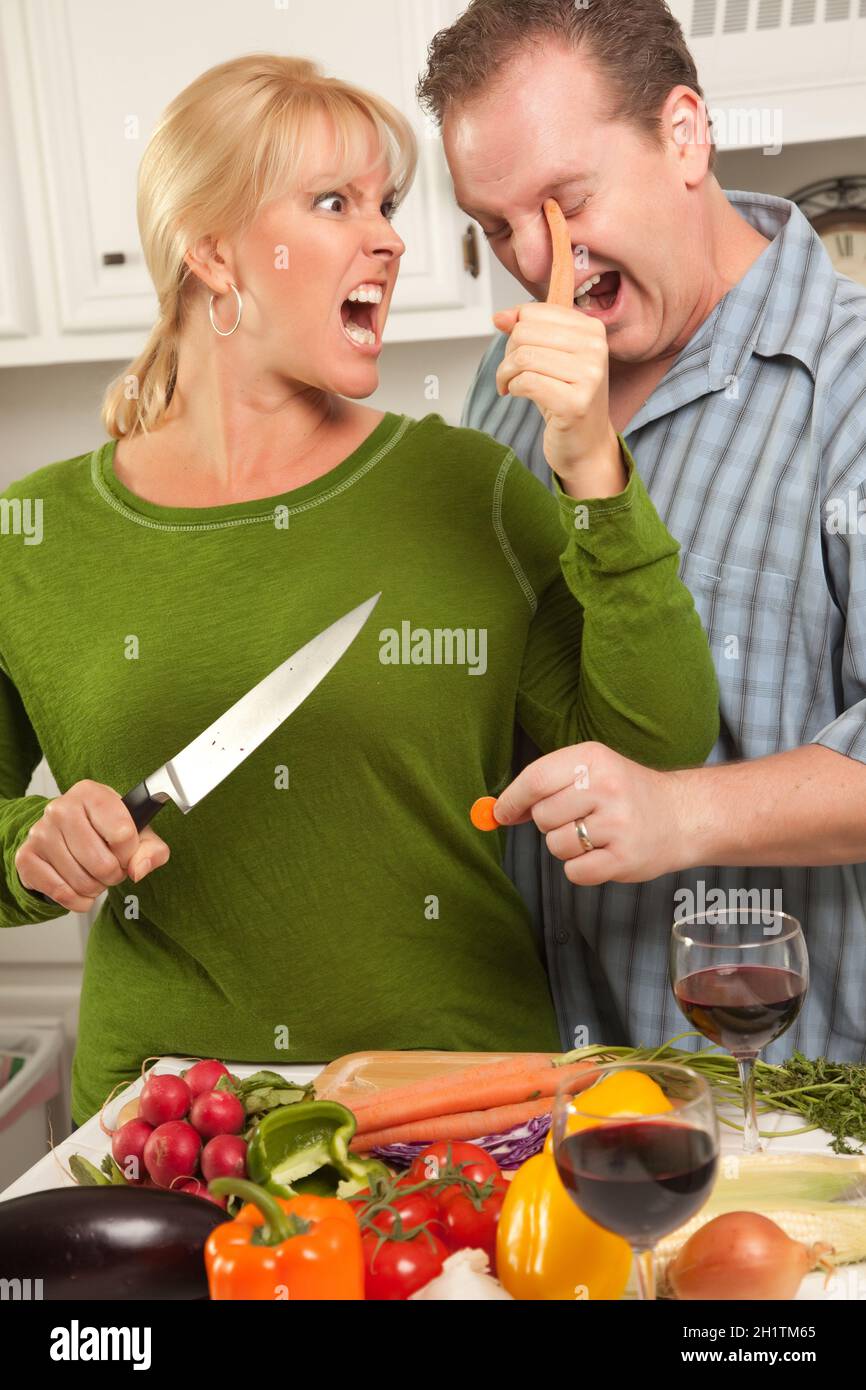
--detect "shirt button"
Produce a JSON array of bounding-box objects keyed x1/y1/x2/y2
[{"x1": 555, "y1": 930, "x2": 570, "y2": 944}]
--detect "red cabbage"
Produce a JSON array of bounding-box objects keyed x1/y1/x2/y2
[{"x1": 370, "y1": 1111, "x2": 551, "y2": 1170}]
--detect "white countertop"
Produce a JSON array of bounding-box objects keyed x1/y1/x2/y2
[
  {"x1": 2, "y1": 1055, "x2": 864, "y2": 1299},
  {"x1": 0, "y1": 1057, "x2": 323, "y2": 1204}
]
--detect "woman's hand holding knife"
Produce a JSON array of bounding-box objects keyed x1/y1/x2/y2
[{"x1": 14, "y1": 780, "x2": 170, "y2": 911}]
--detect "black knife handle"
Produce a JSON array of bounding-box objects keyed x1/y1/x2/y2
[
  {"x1": 122, "y1": 780, "x2": 169, "y2": 832},
  {"x1": 24, "y1": 781, "x2": 168, "y2": 907}
]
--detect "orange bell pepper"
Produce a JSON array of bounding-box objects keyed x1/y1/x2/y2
[{"x1": 206, "y1": 1178, "x2": 364, "y2": 1300}]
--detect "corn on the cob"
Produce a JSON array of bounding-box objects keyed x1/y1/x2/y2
[{"x1": 655, "y1": 1152, "x2": 866, "y2": 1296}]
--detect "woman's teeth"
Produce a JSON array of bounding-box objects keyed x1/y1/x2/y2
[
  {"x1": 574, "y1": 274, "x2": 602, "y2": 308},
  {"x1": 344, "y1": 321, "x2": 377, "y2": 345},
  {"x1": 347, "y1": 285, "x2": 384, "y2": 304},
  {"x1": 342, "y1": 282, "x2": 382, "y2": 346}
]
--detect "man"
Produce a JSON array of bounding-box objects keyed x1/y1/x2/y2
[{"x1": 417, "y1": 0, "x2": 866, "y2": 1061}]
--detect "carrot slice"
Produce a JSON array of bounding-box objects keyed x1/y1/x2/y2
[
  {"x1": 543, "y1": 198, "x2": 574, "y2": 308},
  {"x1": 345, "y1": 1057, "x2": 600, "y2": 1136},
  {"x1": 349, "y1": 1096, "x2": 556, "y2": 1151},
  {"x1": 470, "y1": 795, "x2": 499, "y2": 831}
]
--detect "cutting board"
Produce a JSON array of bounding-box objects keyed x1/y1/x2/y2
[{"x1": 314, "y1": 1049, "x2": 558, "y2": 1108}]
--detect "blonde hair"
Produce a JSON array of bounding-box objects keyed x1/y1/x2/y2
[{"x1": 101, "y1": 54, "x2": 418, "y2": 439}]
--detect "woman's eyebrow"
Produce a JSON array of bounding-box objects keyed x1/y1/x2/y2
[{"x1": 311, "y1": 180, "x2": 400, "y2": 202}]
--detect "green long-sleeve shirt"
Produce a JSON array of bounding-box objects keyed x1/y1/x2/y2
[{"x1": 0, "y1": 412, "x2": 718, "y2": 1123}]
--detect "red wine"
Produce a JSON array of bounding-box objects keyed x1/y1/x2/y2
[
  {"x1": 675, "y1": 964, "x2": 806, "y2": 1055},
  {"x1": 555, "y1": 1120, "x2": 717, "y2": 1245}
]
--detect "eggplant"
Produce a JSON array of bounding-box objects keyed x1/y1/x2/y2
[{"x1": 0, "y1": 1185, "x2": 228, "y2": 1299}]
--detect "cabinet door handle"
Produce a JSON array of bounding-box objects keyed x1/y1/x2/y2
[
  {"x1": 462, "y1": 224, "x2": 480, "y2": 279},
  {"x1": 101, "y1": 251, "x2": 126, "y2": 266}
]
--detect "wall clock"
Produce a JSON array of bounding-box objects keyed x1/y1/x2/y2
[{"x1": 791, "y1": 177, "x2": 866, "y2": 288}]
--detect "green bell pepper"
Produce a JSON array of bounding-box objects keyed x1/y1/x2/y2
[{"x1": 246, "y1": 1099, "x2": 390, "y2": 1199}]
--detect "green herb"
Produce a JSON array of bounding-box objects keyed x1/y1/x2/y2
[
  {"x1": 101, "y1": 1154, "x2": 130, "y2": 1184},
  {"x1": 69, "y1": 1153, "x2": 130, "y2": 1186},
  {"x1": 555, "y1": 1034, "x2": 866, "y2": 1155},
  {"x1": 758, "y1": 1050, "x2": 866, "y2": 1155},
  {"x1": 69, "y1": 1154, "x2": 112, "y2": 1186},
  {"x1": 217, "y1": 1070, "x2": 315, "y2": 1134}
]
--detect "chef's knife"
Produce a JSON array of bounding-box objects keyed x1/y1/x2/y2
[
  {"x1": 122, "y1": 591, "x2": 381, "y2": 830},
  {"x1": 28, "y1": 593, "x2": 381, "y2": 903}
]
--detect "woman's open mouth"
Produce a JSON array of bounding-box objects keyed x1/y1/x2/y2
[
  {"x1": 340, "y1": 282, "x2": 384, "y2": 354},
  {"x1": 574, "y1": 270, "x2": 623, "y2": 321}
]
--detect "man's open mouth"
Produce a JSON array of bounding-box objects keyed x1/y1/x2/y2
[
  {"x1": 340, "y1": 283, "x2": 383, "y2": 348},
  {"x1": 574, "y1": 270, "x2": 621, "y2": 313}
]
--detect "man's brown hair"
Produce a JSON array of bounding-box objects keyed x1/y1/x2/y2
[{"x1": 417, "y1": 0, "x2": 716, "y2": 172}]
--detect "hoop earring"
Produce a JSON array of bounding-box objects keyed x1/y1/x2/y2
[{"x1": 208, "y1": 281, "x2": 243, "y2": 337}]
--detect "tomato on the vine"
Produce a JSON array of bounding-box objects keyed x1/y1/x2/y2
[
  {"x1": 407, "y1": 1141, "x2": 502, "y2": 1204},
  {"x1": 439, "y1": 1182, "x2": 507, "y2": 1270},
  {"x1": 361, "y1": 1226, "x2": 449, "y2": 1300},
  {"x1": 352, "y1": 1188, "x2": 442, "y2": 1237}
]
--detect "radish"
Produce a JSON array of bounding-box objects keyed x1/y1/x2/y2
[
  {"x1": 176, "y1": 1178, "x2": 228, "y2": 1209},
  {"x1": 144, "y1": 1120, "x2": 202, "y2": 1189},
  {"x1": 183, "y1": 1059, "x2": 231, "y2": 1097},
  {"x1": 111, "y1": 1118, "x2": 154, "y2": 1184},
  {"x1": 201, "y1": 1134, "x2": 248, "y2": 1182},
  {"x1": 189, "y1": 1089, "x2": 244, "y2": 1139},
  {"x1": 139, "y1": 1072, "x2": 192, "y2": 1126}
]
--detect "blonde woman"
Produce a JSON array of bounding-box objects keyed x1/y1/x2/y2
[{"x1": 0, "y1": 56, "x2": 718, "y2": 1125}]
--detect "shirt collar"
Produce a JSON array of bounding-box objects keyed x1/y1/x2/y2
[
  {"x1": 708, "y1": 188, "x2": 836, "y2": 381},
  {"x1": 626, "y1": 188, "x2": 836, "y2": 435}
]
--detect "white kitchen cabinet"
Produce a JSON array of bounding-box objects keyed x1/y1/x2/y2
[
  {"x1": 667, "y1": 0, "x2": 866, "y2": 149},
  {"x1": 0, "y1": 758, "x2": 100, "y2": 1139},
  {"x1": 0, "y1": 28, "x2": 36, "y2": 346},
  {"x1": 0, "y1": 0, "x2": 492, "y2": 367}
]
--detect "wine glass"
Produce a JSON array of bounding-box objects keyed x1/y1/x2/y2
[
  {"x1": 552, "y1": 1061, "x2": 719, "y2": 1301},
  {"x1": 670, "y1": 908, "x2": 809, "y2": 1153}
]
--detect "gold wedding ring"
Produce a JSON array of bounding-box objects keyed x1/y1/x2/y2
[{"x1": 575, "y1": 819, "x2": 595, "y2": 854}]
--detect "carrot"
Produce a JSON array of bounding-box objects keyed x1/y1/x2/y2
[
  {"x1": 470, "y1": 796, "x2": 499, "y2": 831},
  {"x1": 543, "y1": 198, "x2": 574, "y2": 308},
  {"x1": 349, "y1": 1096, "x2": 556, "y2": 1152},
  {"x1": 343, "y1": 1057, "x2": 600, "y2": 1136}
]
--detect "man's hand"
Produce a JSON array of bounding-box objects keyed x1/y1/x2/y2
[
  {"x1": 492, "y1": 742, "x2": 689, "y2": 887},
  {"x1": 492, "y1": 302, "x2": 625, "y2": 498}
]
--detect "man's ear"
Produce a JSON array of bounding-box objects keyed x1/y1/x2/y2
[{"x1": 666, "y1": 85, "x2": 712, "y2": 184}]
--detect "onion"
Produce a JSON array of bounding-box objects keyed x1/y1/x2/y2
[
  {"x1": 116, "y1": 1098, "x2": 140, "y2": 1126},
  {"x1": 669, "y1": 1212, "x2": 834, "y2": 1301},
  {"x1": 410, "y1": 1249, "x2": 512, "y2": 1300}
]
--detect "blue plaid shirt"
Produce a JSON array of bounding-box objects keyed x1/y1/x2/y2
[{"x1": 462, "y1": 189, "x2": 866, "y2": 1064}]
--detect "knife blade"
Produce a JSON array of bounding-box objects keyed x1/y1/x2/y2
[{"x1": 118, "y1": 591, "x2": 381, "y2": 831}]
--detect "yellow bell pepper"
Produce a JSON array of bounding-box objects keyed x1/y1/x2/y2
[
  {"x1": 496, "y1": 1150, "x2": 632, "y2": 1300},
  {"x1": 543, "y1": 1067, "x2": 673, "y2": 1151},
  {"x1": 496, "y1": 1069, "x2": 673, "y2": 1301}
]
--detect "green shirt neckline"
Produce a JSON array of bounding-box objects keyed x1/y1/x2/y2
[{"x1": 93, "y1": 410, "x2": 409, "y2": 527}]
